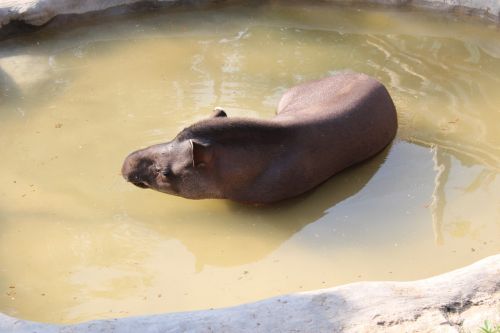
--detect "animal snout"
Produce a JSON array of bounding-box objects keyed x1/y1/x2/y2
[
  {"x1": 121, "y1": 152, "x2": 157, "y2": 190},
  {"x1": 121, "y1": 157, "x2": 135, "y2": 182}
]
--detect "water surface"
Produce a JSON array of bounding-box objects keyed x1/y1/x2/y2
[{"x1": 0, "y1": 2, "x2": 499, "y2": 323}]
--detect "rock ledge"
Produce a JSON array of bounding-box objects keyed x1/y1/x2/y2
[
  {"x1": 1, "y1": 254, "x2": 499, "y2": 333},
  {"x1": 0, "y1": 0, "x2": 499, "y2": 30}
]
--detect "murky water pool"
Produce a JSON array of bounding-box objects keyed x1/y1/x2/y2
[{"x1": 0, "y1": 2, "x2": 499, "y2": 324}]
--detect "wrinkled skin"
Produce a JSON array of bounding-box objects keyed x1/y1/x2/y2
[{"x1": 122, "y1": 72, "x2": 398, "y2": 203}]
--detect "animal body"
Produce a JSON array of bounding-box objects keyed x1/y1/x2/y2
[{"x1": 121, "y1": 72, "x2": 397, "y2": 204}]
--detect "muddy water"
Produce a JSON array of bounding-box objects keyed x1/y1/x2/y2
[{"x1": 0, "y1": 2, "x2": 499, "y2": 324}]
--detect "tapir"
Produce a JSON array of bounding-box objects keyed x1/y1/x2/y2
[{"x1": 121, "y1": 72, "x2": 397, "y2": 204}]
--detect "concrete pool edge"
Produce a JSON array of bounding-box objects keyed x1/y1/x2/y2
[
  {"x1": 1, "y1": 254, "x2": 499, "y2": 332},
  {"x1": 0, "y1": 1, "x2": 499, "y2": 331},
  {"x1": 0, "y1": 0, "x2": 499, "y2": 30}
]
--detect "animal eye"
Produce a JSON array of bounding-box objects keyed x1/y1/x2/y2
[{"x1": 162, "y1": 168, "x2": 172, "y2": 177}]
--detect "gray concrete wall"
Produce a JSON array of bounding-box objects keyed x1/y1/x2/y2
[{"x1": 0, "y1": 0, "x2": 499, "y2": 29}]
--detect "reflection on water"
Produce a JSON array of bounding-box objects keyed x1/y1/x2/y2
[
  {"x1": 188, "y1": 148, "x2": 388, "y2": 269},
  {"x1": 0, "y1": 1, "x2": 499, "y2": 324},
  {"x1": 430, "y1": 145, "x2": 450, "y2": 246}
]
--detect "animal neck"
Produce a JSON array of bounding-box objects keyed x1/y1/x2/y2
[{"x1": 177, "y1": 117, "x2": 288, "y2": 145}]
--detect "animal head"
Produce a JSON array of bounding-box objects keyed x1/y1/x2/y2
[{"x1": 121, "y1": 108, "x2": 226, "y2": 199}]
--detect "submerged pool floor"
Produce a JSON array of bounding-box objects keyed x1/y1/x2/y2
[{"x1": 0, "y1": 2, "x2": 499, "y2": 324}]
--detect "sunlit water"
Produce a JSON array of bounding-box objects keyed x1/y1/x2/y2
[{"x1": 0, "y1": 2, "x2": 499, "y2": 324}]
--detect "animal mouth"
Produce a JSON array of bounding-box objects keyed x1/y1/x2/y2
[{"x1": 131, "y1": 181, "x2": 149, "y2": 189}]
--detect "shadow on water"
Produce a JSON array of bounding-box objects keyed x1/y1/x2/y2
[
  {"x1": 172, "y1": 145, "x2": 390, "y2": 269},
  {"x1": 0, "y1": 66, "x2": 21, "y2": 105}
]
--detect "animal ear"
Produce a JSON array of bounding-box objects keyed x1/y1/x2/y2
[
  {"x1": 211, "y1": 107, "x2": 227, "y2": 118},
  {"x1": 189, "y1": 139, "x2": 213, "y2": 168}
]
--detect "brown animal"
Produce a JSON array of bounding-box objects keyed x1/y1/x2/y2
[{"x1": 121, "y1": 72, "x2": 397, "y2": 204}]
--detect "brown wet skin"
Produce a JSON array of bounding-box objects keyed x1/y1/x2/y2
[{"x1": 121, "y1": 72, "x2": 398, "y2": 204}]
